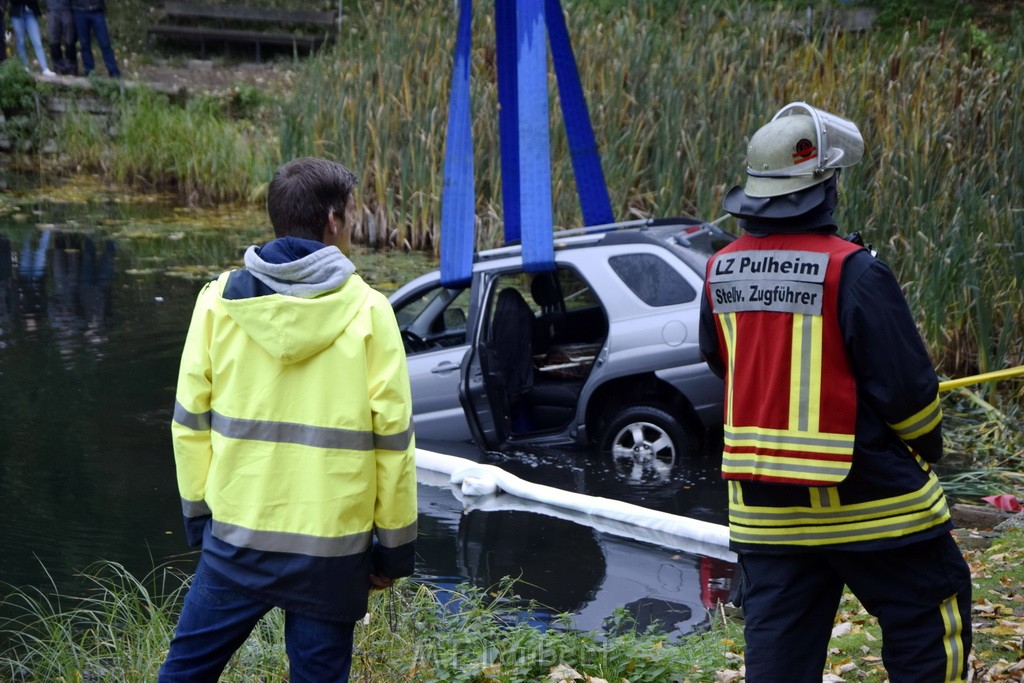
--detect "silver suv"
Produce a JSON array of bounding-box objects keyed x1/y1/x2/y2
[{"x1": 389, "y1": 217, "x2": 734, "y2": 481}]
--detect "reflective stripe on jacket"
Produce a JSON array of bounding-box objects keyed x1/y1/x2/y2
[
  {"x1": 706, "y1": 233, "x2": 862, "y2": 485},
  {"x1": 172, "y1": 267, "x2": 417, "y2": 619}
]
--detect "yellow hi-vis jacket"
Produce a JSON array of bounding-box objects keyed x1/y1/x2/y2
[{"x1": 172, "y1": 266, "x2": 416, "y2": 620}]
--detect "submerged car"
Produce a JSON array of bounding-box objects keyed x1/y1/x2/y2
[{"x1": 388, "y1": 217, "x2": 734, "y2": 481}]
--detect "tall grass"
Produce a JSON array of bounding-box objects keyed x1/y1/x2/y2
[
  {"x1": 274, "y1": 0, "x2": 1023, "y2": 383},
  {"x1": 58, "y1": 89, "x2": 277, "y2": 204},
  {"x1": 0, "y1": 564, "x2": 742, "y2": 682}
]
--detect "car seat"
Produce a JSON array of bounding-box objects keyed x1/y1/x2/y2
[
  {"x1": 530, "y1": 272, "x2": 566, "y2": 352},
  {"x1": 490, "y1": 287, "x2": 535, "y2": 401}
]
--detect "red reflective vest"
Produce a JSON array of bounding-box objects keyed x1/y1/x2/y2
[{"x1": 705, "y1": 233, "x2": 863, "y2": 486}]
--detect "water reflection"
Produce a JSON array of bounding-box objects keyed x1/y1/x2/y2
[
  {"x1": 416, "y1": 480, "x2": 734, "y2": 638},
  {"x1": 0, "y1": 230, "x2": 116, "y2": 361}
]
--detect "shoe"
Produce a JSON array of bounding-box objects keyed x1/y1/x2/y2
[{"x1": 42, "y1": 68, "x2": 56, "y2": 77}]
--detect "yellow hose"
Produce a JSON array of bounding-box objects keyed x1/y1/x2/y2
[{"x1": 938, "y1": 366, "x2": 1024, "y2": 392}]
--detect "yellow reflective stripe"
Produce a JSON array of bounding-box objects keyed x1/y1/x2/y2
[
  {"x1": 729, "y1": 480, "x2": 743, "y2": 507},
  {"x1": 940, "y1": 594, "x2": 966, "y2": 682},
  {"x1": 725, "y1": 426, "x2": 855, "y2": 453},
  {"x1": 729, "y1": 474, "x2": 946, "y2": 525},
  {"x1": 720, "y1": 312, "x2": 737, "y2": 424},
  {"x1": 729, "y1": 498, "x2": 950, "y2": 546},
  {"x1": 789, "y1": 314, "x2": 823, "y2": 432},
  {"x1": 810, "y1": 487, "x2": 840, "y2": 509},
  {"x1": 722, "y1": 454, "x2": 850, "y2": 482},
  {"x1": 889, "y1": 394, "x2": 942, "y2": 439},
  {"x1": 806, "y1": 315, "x2": 823, "y2": 431},
  {"x1": 788, "y1": 314, "x2": 805, "y2": 428}
]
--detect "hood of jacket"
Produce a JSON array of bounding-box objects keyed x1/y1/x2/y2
[{"x1": 218, "y1": 237, "x2": 365, "y2": 365}]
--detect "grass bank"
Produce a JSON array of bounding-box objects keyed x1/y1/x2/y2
[{"x1": 2, "y1": 526, "x2": 1022, "y2": 682}]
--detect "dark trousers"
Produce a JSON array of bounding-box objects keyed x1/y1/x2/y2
[
  {"x1": 73, "y1": 9, "x2": 120, "y2": 77},
  {"x1": 159, "y1": 557, "x2": 356, "y2": 683},
  {"x1": 738, "y1": 533, "x2": 971, "y2": 682},
  {"x1": 48, "y1": 8, "x2": 77, "y2": 75}
]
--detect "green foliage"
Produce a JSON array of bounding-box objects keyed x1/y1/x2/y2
[
  {"x1": 0, "y1": 61, "x2": 38, "y2": 117},
  {"x1": 0, "y1": 61, "x2": 44, "y2": 148},
  {"x1": 872, "y1": 0, "x2": 974, "y2": 31},
  {"x1": 226, "y1": 84, "x2": 276, "y2": 121},
  {"x1": 55, "y1": 87, "x2": 278, "y2": 203}
]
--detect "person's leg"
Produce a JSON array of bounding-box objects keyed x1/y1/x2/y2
[
  {"x1": 74, "y1": 11, "x2": 95, "y2": 75},
  {"x1": 60, "y1": 11, "x2": 78, "y2": 74},
  {"x1": 284, "y1": 611, "x2": 356, "y2": 683},
  {"x1": 57, "y1": 10, "x2": 76, "y2": 74},
  {"x1": 738, "y1": 552, "x2": 844, "y2": 682},
  {"x1": 839, "y1": 535, "x2": 973, "y2": 683},
  {"x1": 48, "y1": 9, "x2": 63, "y2": 67},
  {"x1": 159, "y1": 558, "x2": 273, "y2": 683},
  {"x1": 10, "y1": 15, "x2": 30, "y2": 68},
  {"x1": 24, "y1": 10, "x2": 51, "y2": 73},
  {"x1": 90, "y1": 12, "x2": 119, "y2": 77}
]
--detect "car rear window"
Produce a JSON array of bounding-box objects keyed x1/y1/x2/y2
[{"x1": 609, "y1": 253, "x2": 697, "y2": 306}]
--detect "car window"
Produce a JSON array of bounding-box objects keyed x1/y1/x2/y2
[
  {"x1": 608, "y1": 253, "x2": 697, "y2": 306},
  {"x1": 392, "y1": 284, "x2": 470, "y2": 353},
  {"x1": 556, "y1": 268, "x2": 598, "y2": 312}
]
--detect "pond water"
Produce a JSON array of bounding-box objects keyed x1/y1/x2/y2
[{"x1": 0, "y1": 183, "x2": 733, "y2": 639}]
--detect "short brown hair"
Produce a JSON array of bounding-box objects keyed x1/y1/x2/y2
[{"x1": 267, "y1": 157, "x2": 358, "y2": 241}]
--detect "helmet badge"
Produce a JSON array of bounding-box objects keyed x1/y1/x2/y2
[{"x1": 793, "y1": 139, "x2": 818, "y2": 164}]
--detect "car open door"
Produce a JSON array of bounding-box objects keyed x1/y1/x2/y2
[{"x1": 458, "y1": 271, "x2": 507, "y2": 450}]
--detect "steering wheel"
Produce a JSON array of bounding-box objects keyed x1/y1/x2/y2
[{"x1": 401, "y1": 329, "x2": 430, "y2": 353}]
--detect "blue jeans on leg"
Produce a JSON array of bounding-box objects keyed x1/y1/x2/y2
[
  {"x1": 73, "y1": 10, "x2": 120, "y2": 77},
  {"x1": 159, "y1": 557, "x2": 355, "y2": 683},
  {"x1": 11, "y1": 9, "x2": 50, "y2": 73}
]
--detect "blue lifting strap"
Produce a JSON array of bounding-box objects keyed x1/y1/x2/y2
[
  {"x1": 546, "y1": 0, "x2": 614, "y2": 226},
  {"x1": 515, "y1": 0, "x2": 555, "y2": 272},
  {"x1": 495, "y1": 0, "x2": 521, "y2": 245},
  {"x1": 440, "y1": 0, "x2": 475, "y2": 287}
]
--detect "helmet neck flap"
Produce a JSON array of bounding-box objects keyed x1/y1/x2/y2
[{"x1": 724, "y1": 173, "x2": 840, "y2": 235}]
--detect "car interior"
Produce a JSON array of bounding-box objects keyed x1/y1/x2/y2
[{"x1": 484, "y1": 267, "x2": 608, "y2": 436}]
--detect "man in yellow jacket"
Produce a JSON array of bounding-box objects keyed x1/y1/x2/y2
[{"x1": 160, "y1": 157, "x2": 417, "y2": 683}]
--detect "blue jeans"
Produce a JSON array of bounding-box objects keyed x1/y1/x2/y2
[
  {"x1": 159, "y1": 558, "x2": 355, "y2": 683},
  {"x1": 11, "y1": 8, "x2": 50, "y2": 73},
  {"x1": 73, "y1": 9, "x2": 120, "y2": 77}
]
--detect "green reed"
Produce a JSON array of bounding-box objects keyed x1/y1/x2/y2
[{"x1": 274, "y1": 0, "x2": 1022, "y2": 382}]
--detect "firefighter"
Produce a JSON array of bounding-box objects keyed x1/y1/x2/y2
[{"x1": 699, "y1": 103, "x2": 972, "y2": 682}]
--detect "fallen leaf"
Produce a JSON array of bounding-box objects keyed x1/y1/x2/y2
[{"x1": 831, "y1": 621, "x2": 853, "y2": 638}]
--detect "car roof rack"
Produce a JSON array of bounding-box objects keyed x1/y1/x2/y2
[{"x1": 475, "y1": 216, "x2": 709, "y2": 262}]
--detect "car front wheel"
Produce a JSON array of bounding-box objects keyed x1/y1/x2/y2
[{"x1": 599, "y1": 405, "x2": 695, "y2": 483}]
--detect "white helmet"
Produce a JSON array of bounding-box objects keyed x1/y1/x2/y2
[{"x1": 742, "y1": 102, "x2": 864, "y2": 198}]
